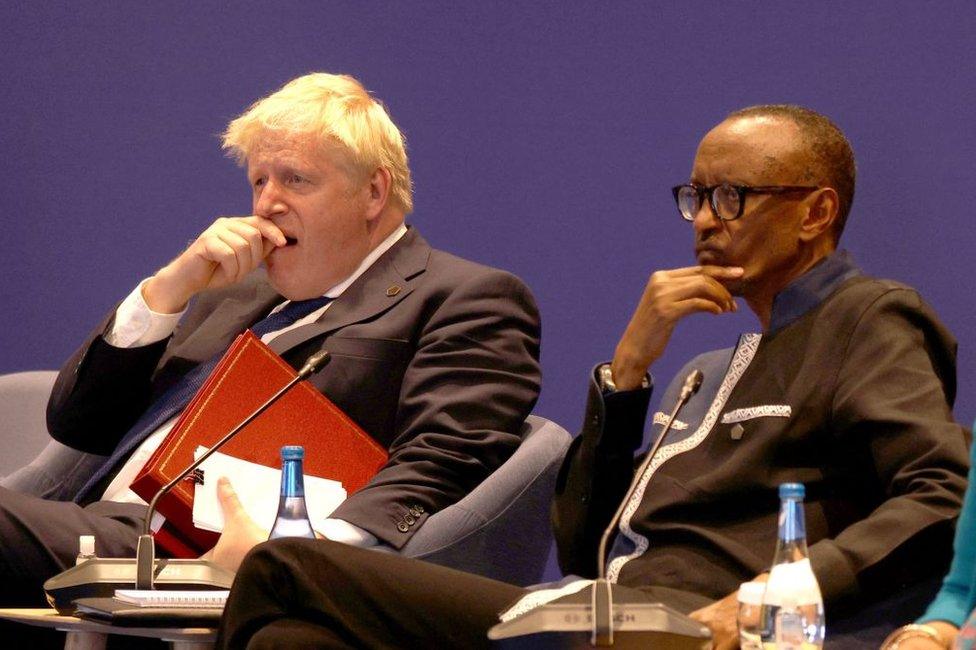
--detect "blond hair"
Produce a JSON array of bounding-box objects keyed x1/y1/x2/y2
[{"x1": 222, "y1": 73, "x2": 413, "y2": 213}]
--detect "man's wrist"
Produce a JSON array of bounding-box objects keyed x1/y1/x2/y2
[
  {"x1": 143, "y1": 267, "x2": 192, "y2": 314},
  {"x1": 105, "y1": 279, "x2": 184, "y2": 348},
  {"x1": 600, "y1": 362, "x2": 649, "y2": 393}
]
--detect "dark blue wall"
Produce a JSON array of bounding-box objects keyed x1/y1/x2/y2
[{"x1": 3, "y1": 3, "x2": 975, "y2": 574}]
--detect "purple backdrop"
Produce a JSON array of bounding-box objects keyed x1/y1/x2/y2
[{"x1": 3, "y1": 3, "x2": 975, "y2": 578}]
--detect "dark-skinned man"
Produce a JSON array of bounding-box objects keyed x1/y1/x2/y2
[{"x1": 216, "y1": 105, "x2": 968, "y2": 649}]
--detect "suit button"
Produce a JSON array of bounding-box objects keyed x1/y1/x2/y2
[
  {"x1": 414, "y1": 505, "x2": 425, "y2": 514},
  {"x1": 396, "y1": 522, "x2": 409, "y2": 533},
  {"x1": 409, "y1": 507, "x2": 422, "y2": 517},
  {"x1": 404, "y1": 514, "x2": 415, "y2": 525}
]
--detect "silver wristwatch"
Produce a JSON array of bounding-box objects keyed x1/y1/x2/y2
[
  {"x1": 597, "y1": 364, "x2": 649, "y2": 393},
  {"x1": 598, "y1": 363, "x2": 618, "y2": 392}
]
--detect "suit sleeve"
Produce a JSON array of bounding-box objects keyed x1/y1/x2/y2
[
  {"x1": 329, "y1": 270, "x2": 542, "y2": 548},
  {"x1": 46, "y1": 308, "x2": 170, "y2": 455},
  {"x1": 810, "y1": 288, "x2": 970, "y2": 606},
  {"x1": 46, "y1": 281, "x2": 233, "y2": 456},
  {"x1": 551, "y1": 368, "x2": 651, "y2": 577}
]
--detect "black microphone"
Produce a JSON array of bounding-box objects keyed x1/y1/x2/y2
[
  {"x1": 298, "y1": 349, "x2": 332, "y2": 379},
  {"x1": 489, "y1": 368, "x2": 710, "y2": 649},
  {"x1": 44, "y1": 350, "x2": 331, "y2": 612},
  {"x1": 678, "y1": 369, "x2": 704, "y2": 402}
]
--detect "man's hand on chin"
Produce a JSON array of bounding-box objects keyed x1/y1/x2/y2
[
  {"x1": 690, "y1": 591, "x2": 740, "y2": 650},
  {"x1": 611, "y1": 265, "x2": 743, "y2": 390},
  {"x1": 209, "y1": 476, "x2": 270, "y2": 572}
]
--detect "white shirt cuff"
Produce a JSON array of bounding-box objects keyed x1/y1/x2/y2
[
  {"x1": 104, "y1": 279, "x2": 185, "y2": 348},
  {"x1": 316, "y1": 518, "x2": 378, "y2": 548}
]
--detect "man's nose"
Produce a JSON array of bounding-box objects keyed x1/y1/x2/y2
[
  {"x1": 692, "y1": 199, "x2": 721, "y2": 237},
  {"x1": 254, "y1": 180, "x2": 287, "y2": 218}
]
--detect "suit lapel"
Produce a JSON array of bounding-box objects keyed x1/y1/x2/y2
[
  {"x1": 269, "y1": 227, "x2": 431, "y2": 355},
  {"x1": 172, "y1": 278, "x2": 282, "y2": 362}
]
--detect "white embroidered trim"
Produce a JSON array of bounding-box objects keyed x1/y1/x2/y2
[
  {"x1": 720, "y1": 405, "x2": 792, "y2": 424},
  {"x1": 498, "y1": 578, "x2": 593, "y2": 622},
  {"x1": 606, "y1": 333, "x2": 762, "y2": 583},
  {"x1": 651, "y1": 412, "x2": 688, "y2": 430}
]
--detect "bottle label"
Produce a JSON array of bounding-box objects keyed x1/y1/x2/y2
[{"x1": 763, "y1": 559, "x2": 823, "y2": 606}]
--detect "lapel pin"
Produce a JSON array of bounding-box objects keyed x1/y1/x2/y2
[
  {"x1": 730, "y1": 423, "x2": 744, "y2": 440},
  {"x1": 386, "y1": 284, "x2": 401, "y2": 297}
]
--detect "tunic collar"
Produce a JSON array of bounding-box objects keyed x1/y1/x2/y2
[{"x1": 768, "y1": 250, "x2": 862, "y2": 333}]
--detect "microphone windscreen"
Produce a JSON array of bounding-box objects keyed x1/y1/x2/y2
[
  {"x1": 680, "y1": 369, "x2": 704, "y2": 399},
  {"x1": 299, "y1": 350, "x2": 331, "y2": 378}
]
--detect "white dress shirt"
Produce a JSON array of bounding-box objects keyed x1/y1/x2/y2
[{"x1": 100, "y1": 223, "x2": 408, "y2": 548}]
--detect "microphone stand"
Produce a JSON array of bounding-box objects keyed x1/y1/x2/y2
[
  {"x1": 44, "y1": 349, "x2": 331, "y2": 612},
  {"x1": 135, "y1": 349, "x2": 331, "y2": 589},
  {"x1": 590, "y1": 369, "x2": 702, "y2": 646},
  {"x1": 488, "y1": 369, "x2": 708, "y2": 649}
]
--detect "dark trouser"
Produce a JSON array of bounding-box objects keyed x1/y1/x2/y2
[
  {"x1": 216, "y1": 538, "x2": 715, "y2": 650},
  {"x1": 0, "y1": 487, "x2": 147, "y2": 648},
  {"x1": 217, "y1": 538, "x2": 529, "y2": 649}
]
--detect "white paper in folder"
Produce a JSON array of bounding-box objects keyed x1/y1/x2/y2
[{"x1": 192, "y1": 446, "x2": 347, "y2": 533}]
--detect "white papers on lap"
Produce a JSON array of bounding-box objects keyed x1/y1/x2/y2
[
  {"x1": 115, "y1": 589, "x2": 229, "y2": 608},
  {"x1": 192, "y1": 446, "x2": 347, "y2": 533}
]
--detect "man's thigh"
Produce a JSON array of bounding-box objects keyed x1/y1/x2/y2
[
  {"x1": 0, "y1": 487, "x2": 145, "y2": 605},
  {"x1": 219, "y1": 538, "x2": 529, "y2": 649}
]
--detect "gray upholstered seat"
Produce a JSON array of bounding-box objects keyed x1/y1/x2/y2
[
  {"x1": 0, "y1": 370, "x2": 59, "y2": 479},
  {"x1": 400, "y1": 414, "x2": 570, "y2": 584},
  {"x1": 0, "y1": 370, "x2": 106, "y2": 499}
]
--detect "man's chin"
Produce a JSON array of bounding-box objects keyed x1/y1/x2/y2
[
  {"x1": 719, "y1": 276, "x2": 747, "y2": 297},
  {"x1": 266, "y1": 267, "x2": 301, "y2": 300},
  {"x1": 267, "y1": 268, "x2": 332, "y2": 302}
]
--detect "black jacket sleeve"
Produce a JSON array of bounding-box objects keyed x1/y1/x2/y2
[{"x1": 551, "y1": 367, "x2": 651, "y2": 577}]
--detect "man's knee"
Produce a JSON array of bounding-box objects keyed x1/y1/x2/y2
[
  {"x1": 248, "y1": 619, "x2": 350, "y2": 649},
  {"x1": 239, "y1": 538, "x2": 348, "y2": 585}
]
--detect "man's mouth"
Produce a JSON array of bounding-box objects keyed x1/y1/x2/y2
[
  {"x1": 695, "y1": 247, "x2": 723, "y2": 263},
  {"x1": 283, "y1": 237, "x2": 298, "y2": 247}
]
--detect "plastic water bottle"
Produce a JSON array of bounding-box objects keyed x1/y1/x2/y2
[
  {"x1": 75, "y1": 535, "x2": 96, "y2": 565},
  {"x1": 760, "y1": 483, "x2": 825, "y2": 648},
  {"x1": 268, "y1": 446, "x2": 317, "y2": 540}
]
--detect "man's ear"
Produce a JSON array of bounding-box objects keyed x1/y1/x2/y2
[
  {"x1": 364, "y1": 167, "x2": 392, "y2": 221},
  {"x1": 799, "y1": 187, "x2": 839, "y2": 242}
]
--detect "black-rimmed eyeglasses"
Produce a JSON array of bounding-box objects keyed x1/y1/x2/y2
[{"x1": 671, "y1": 183, "x2": 820, "y2": 222}]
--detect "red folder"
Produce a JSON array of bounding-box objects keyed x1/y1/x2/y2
[{"x1": 131, "y1": 331, "x2": 388, "y2": 556}]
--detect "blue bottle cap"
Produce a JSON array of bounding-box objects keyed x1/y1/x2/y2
[
  {"x1": 779, "y1": 482, "x2": 805, "y2": 499},
  {"x1": 281, "y1": 445, "x2": 304, "y2": 460}
]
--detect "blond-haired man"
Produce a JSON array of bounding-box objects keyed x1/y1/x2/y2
[{"x1": 0, "y1": 73, "x2": 540, "y2": 628}]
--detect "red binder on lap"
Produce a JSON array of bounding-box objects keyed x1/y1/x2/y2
[{"x1": 131, "y1": 330, "x2": 388, "y2": 556}]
